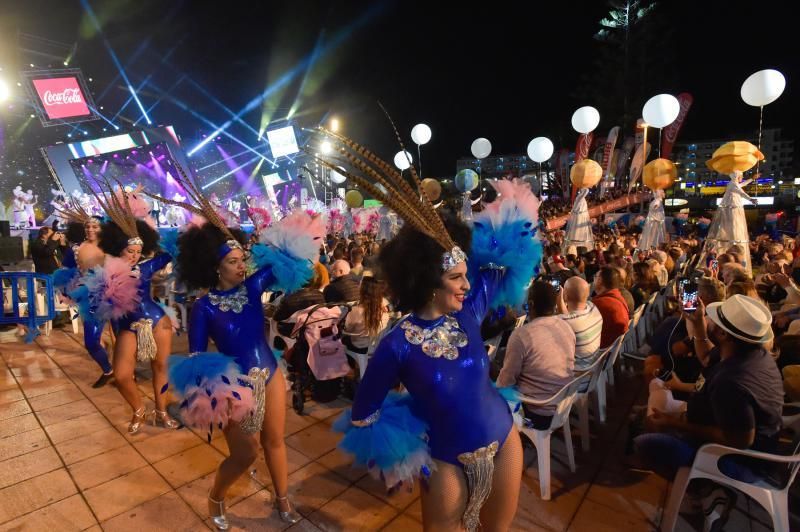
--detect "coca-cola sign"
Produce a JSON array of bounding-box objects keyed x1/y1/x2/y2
[{"x1": 32, "y1": 77, "x2": 91, "y2": 120}]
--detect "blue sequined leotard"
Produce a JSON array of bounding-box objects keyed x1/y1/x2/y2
[
  {"x1": 188, "y1": 265, "x2": 277, "y2": 380},
  {"x1": 116, "y1": 253, "x2": 172, "y2": 331},
  {"x1": 350, "y1": 269, "x2": 513, "y2": 466}
]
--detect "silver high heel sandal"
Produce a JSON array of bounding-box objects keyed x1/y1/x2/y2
[
  {"x1": 208, "y1": 493, "x2": 230, "y2": 530},
  {"x1": 128, "y1": 406, "x2": 146, "y2": 434},
  {"x1": 150, "y1": 409, "x2": 180, "y2": 429},
  {"x1": 275, "y1": 495, "x2": 301, "y2": 524}
]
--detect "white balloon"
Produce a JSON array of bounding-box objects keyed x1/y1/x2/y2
[
  {"x1": 527, "y1": 137, "x2": 554, "y2": 163},
  {"x1": 642, "y1": 94, "x2": 680, "y2": 128},
  {"x1": 571, "y1": 106, "x2": 600, "y2": 134},
  {"x1": 741, "y1": 69, "x2": 786, "y2": 107},
  {"x1": 393, "y1": 150, "x2": 413, "y2": 170},
  {"x1": 471, "y1": 138, "x2": 492, "y2": 159},
  {"x1": 411, "y1": 123, "x2": 432, "y2": 145},
  {"x1": 330, "y1": 166, "x2": 347, "y2": 184}
]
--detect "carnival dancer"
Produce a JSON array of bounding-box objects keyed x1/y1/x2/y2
[
  {"x1": 313, "y1": 130, "x2": 542, "y2": 531},
  {"x1": 92, "y1": 181, "x2": 177, "y2": 433},
  {"x1": 150, "y1": 165, "x2": 323, "y2": 528},
  {"x1": 53, "y1": 199, "x2": 116, "y2": 387}
]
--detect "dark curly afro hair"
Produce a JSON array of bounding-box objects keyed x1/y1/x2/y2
[
  {"x1": 64, "y1": 221, "x2": 86, "y2": 245},
  {"x1": 378, "y1": 211, "x2": 471, "y2": 313},
  {"x1": 176, "y1": 223, "x2": 248, "y2": 290},
  {"x1": 98, "y1": 219, "x2": 160, "y2": 257}
]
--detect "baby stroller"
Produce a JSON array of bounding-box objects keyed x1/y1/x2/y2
[{"x1": 284, "y1": 302, "x2": 353, "y2": 414}]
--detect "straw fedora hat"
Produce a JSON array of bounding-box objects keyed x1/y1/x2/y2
[{"x1": 705, "y1": 294, "x2": 773, "y2": 344}]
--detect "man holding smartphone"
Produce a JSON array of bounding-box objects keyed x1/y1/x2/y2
[{"x1": 30, "y1": 226, "x2": 67, "y2": 274}]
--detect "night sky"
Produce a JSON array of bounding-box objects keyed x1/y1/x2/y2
[{"x1": 0, "y1": 0, "x2": 796, "y2": 186}]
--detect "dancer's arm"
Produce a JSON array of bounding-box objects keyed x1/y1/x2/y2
[{"x1": 188, "y1": 300, "x2": 210, "y2": 353}]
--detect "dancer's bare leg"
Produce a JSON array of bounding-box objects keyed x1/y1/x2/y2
[
  {"x1": 259, "y1": 370, "x2": 289, "y2": 508},
  {"x1": 420, "y1": 459, "x2": 468, "y2": 532},
  {"x1": 479, "y1": 427, "x2": 523, "y2": 532}
]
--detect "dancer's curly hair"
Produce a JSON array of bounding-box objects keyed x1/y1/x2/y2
[
  {"x1": 64, "y1": 222, "x2": 85, "y2": 245},
  {"x1": 99, "y1": 219, "x2": 160, "y2": 257},
  {"x1": 379, "y1": 211, "x2": 471, "y2": 313},
  {"x1": 176, "y1": 223, "x2": 247, "y2": 290}
]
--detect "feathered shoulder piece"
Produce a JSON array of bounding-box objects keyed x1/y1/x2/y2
[
  {"x1": 88, "y1": 178, "x2": 142, "y2": 246},
  {"x1": 307, "y1": 110, "x2": 464, "y2": 271}
]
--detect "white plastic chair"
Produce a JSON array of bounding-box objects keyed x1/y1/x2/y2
[
  {"x1": 595, "y1": 335, "x2": 624, "y2": 423},
  {"x1": 518, "y1": 372, "x2": 586, "y2": 500},
  {"x1": 484, "y1": 334, "x2": 503, "y2": 360},
  {"x1": 619, "y1": 304, "x2": 645, "y2": 372},
  {"x1": 660, "y1": 441, "x2": 800, "y2": 532},
  {"x1": 572, "y1": 346, "x2": 611, "y2": 452}
]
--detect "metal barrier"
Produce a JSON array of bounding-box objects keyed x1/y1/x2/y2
[{"x1": 1, "y1": 272, "x2": 56, "y2": 342}]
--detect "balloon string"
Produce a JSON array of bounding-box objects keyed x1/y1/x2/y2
[
  {"x1": 658, "y1": 129, "x2": 662, "y2": 158},
  {"x1": 417, "y1": 144, "x2": 423, "y2": 180},
  {"x1": 756, "y1": 105, "x2": 764, "y2": 176}
]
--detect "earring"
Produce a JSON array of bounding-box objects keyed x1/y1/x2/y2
[{"x1": 431, "y1": 290, "x2": 436, "y2": 300}]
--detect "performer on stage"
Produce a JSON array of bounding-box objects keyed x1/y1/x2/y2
[
  {"x1": 24, "y1": 189, "x2": 38, "y2": 227},
  {"x1": 151, "y1": 166, "x2": 323, "y2": 528},
  {"x1": 93, "y1": 183, "x2": 177, "y2": 433},
  {"x1": 12, "y1": 186, "x2": 28, "y2": 228},
  {"x1": 315, "y1": 132, "x2": 541, "y2": 531}
]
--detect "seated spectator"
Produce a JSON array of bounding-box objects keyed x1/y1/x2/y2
[
  {"x1": 591, "y1": 266, "x2": 630, "y2": 348},
  {"x1": 557, "y1": 277, "x2": 603, "y2": 372},
  {"x1": 634, "y1": 295, "x2": 782, "y2": 530},
  {"x1": 631, "y1": 261, "x2": 659, "y2": 309},
  {"x1": 323, "y1": 260, "x2": 361, "y2": 303},
  {"x1": 720, "y1": 262, "x2": 747, "y2": 287},
  {"x1": 350, "y1": 247, "x2": 365, "y2": 277},
  {"x1": 314, "y1": 258, "x2": 330, "y2": 289},
  {"x1": 614, "y1": 266, "x2": 636, "y2": 318},
  {"x1": 273, "y1": 270, "x2": 326, "y2": 336},
  {"x1": 343, "y1": 277, "x2": 390, "y2": 354},
  {"x1": 497, "y1": 281, "x2": 576, "y2": 429}
]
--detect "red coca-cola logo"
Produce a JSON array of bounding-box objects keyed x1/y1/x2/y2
[
  {"x1": 663, "y1": 93, "x2": 694, "y2": 144},
  {"x1": 43, "y1": 88, "x2": 83, "y2": 106},
  {"x1": 32, "y1": 77, "x2": 91, "y2": 120}
]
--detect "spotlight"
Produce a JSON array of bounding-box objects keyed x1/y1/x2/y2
[
  {"x1": 0, "y1": 80, "x2": 9, "y2": 102},
  {"x1": 321, "y1": 141, "x2": 332, "y2": 154},
  {"x1": 29, "y1": 63, "x2": 34, "y2": 68},
  {"x1": 29, "y1": 114, "x2": 34, "y2": 118},
  {"x1": 330, "y1": 118, "x2": 340, "y2": 132},
  {"x1": 63, "y1": 61, "x2": 69, "y2": 66},
  {"x1": 67, "y1": 133, "x2": 72, "y2": 138}
]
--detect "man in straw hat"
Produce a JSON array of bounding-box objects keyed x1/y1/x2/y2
[{"x1": 633, "y1": 294, "x2": 782, "y2": 531}]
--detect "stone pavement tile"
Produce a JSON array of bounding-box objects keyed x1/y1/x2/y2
[
  {"x1": 19, "y1": 379, "x2": 76, "y2": 399},
  {"x1": 83, "y1": 466, "x2": 171, "y2": 522},
  {"x1": 315, "y1": 449, "x2": 367, "y2": 484},
  {"x1": 286, "y1": 462, "x2": 351, "y2": 517},
  {"x1": 584, "y1": 466, "x2": 668, "y2": 523},
  {"x1": 0, "y1": 369, "x2": 18, "y2": 391},
  {"x1": 356, "y1": 473, "x2": 420, "y2": 510},
  {"x1": 100, "y1": 490, "x2": 206, "y2": 532},
  {"x1": 0, "y1": 469, "x2": 78, "y2": 524},
  {"x1": 132, "y1": 427, "x2": 205, "y2": 462},
  {"x1": 0, "y1": 493, "x2": 97, "y2": 532},
  {"x1": 404, "y1": 499, "x2": 421, "y2": 523},
  {"x1": 0, "y1": 446, "x2": 63, "y2": 489},
  {"x1": 568, "y1": 498, "x2": 655, "y2": 532},
  {"x1": 0, "y1": 412, "x2": 39, "y2": 438},
  {"x1": 56, "y1": 427, "x2": 128, "y2": 465},
  {"x1": 284, "y1": 407, "x2": 320, "y2": 436},
  {"x1": 286, "y1": 520, "x2": 324, "y2": 532},
  {"x1": 304, "y1": 398, "x2": 349, "y2": 422},
  {"x1": 0, "y1": 387, "x2": 24, "y2": 405},
  {"x1": 308, "y1": 486, "x2": 398, "y2": 532},
  {"x1": 153, "y1": 444, "x2": 225, "y2": 488},
  {"x1": 175, "y1": 470, "x2": 261, "y2": 518},
  {"x1": 37, "y1": 398, "x2": 98, "y2": 427},
  {"x1": 68, "y1": 445, "x2": 148, "y2": 491},
  {"x1": 512, "y1": 472, "x2": 587, "y2": 532},
  {"x1": 27, "y1": 386, "x2": 86, "y2": 411},
  {"x1": 0, "y1": 399, "x2": 32, "y2": 421},
  {"x1": 44, "y1": 412, "x2": 111, "y2": 444},
  {"x1": 382, "y1": 514, "x2": 423, "y2": 532},
  {"x1": 226, "y1": 488, "x2": 292, "y2": 531},
  {"x1": 0, "y1": 426, "x2": 50, "y2": 462},
  {"x1": 285, "y1": 423, "x2": 341, "y2": 460}
]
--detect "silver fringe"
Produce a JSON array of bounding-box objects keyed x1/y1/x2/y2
[
  {"x1": 131, "y1": 318, "x2": 157, "y2": 363},
  {"x1": 457, "y1": 441, "x2": 499, "y2": 532},
  {"x1": 239, "y1": 367, "x2": 271, "y2": 435}
]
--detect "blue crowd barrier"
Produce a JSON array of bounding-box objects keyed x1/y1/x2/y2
[{"x1": 1, "y1": 272, "x2": 56, "y2": 343}]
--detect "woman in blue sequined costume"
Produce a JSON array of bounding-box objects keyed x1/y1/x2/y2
[
  {"x1": 99, "y1": 218, "x2": 178, "y2": 433},
  {"x1": 176, "y1": 211, "x2": 324, "y2": 529}
]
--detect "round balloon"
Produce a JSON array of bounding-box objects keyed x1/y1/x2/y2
[
  {"x1": 330, "y1": 166, "x2": 347, "y2": 184},
  {"x1": 642, "y1": 158, "x2": 677, "y2": 190},
  {"x1": 741, "y1": 69, "x2": 786, "y2": 107},
  {"x1": 345, "y1": 190, "x2": 363, "y2": 208},
  {"x1": 471, "y1": 138, "x2": 492, "y2": 159},
  {"x1": 527, "y1": 137, "x2": 554, "y2": 163},
  {"x1": 571, "y1": 106, "x2": 600, "y2": 134},
  {"x1": 642, "y1": 94, "x2": 680, "y2": 128},
  {"x1": 421, "y1": 178, "x2": 442, "y2": 201},
  {"x1": 393, "y1": 150, "x2": 413, "y2": 171},
  {"x1": 454, "y1": 169, "x2": 479, "y2": 192},
  {"x1": 570, "y1": 159, "x2": 603, "y2": 188},
  {"x1": 411, "y1": 123, "x2": 432, "y2": 145}
]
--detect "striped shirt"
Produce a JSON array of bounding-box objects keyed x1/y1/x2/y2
[{"x1": 560, "y1": 302, "x2": 603, "y2": 371}]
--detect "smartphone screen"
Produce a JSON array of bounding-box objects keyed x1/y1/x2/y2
[
  {"x1": 680, "y1": 280, "x2": 699, "y2": 312},
  {"x1": 550, "y1": 278, "x2": 561, "y2": 291}
]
